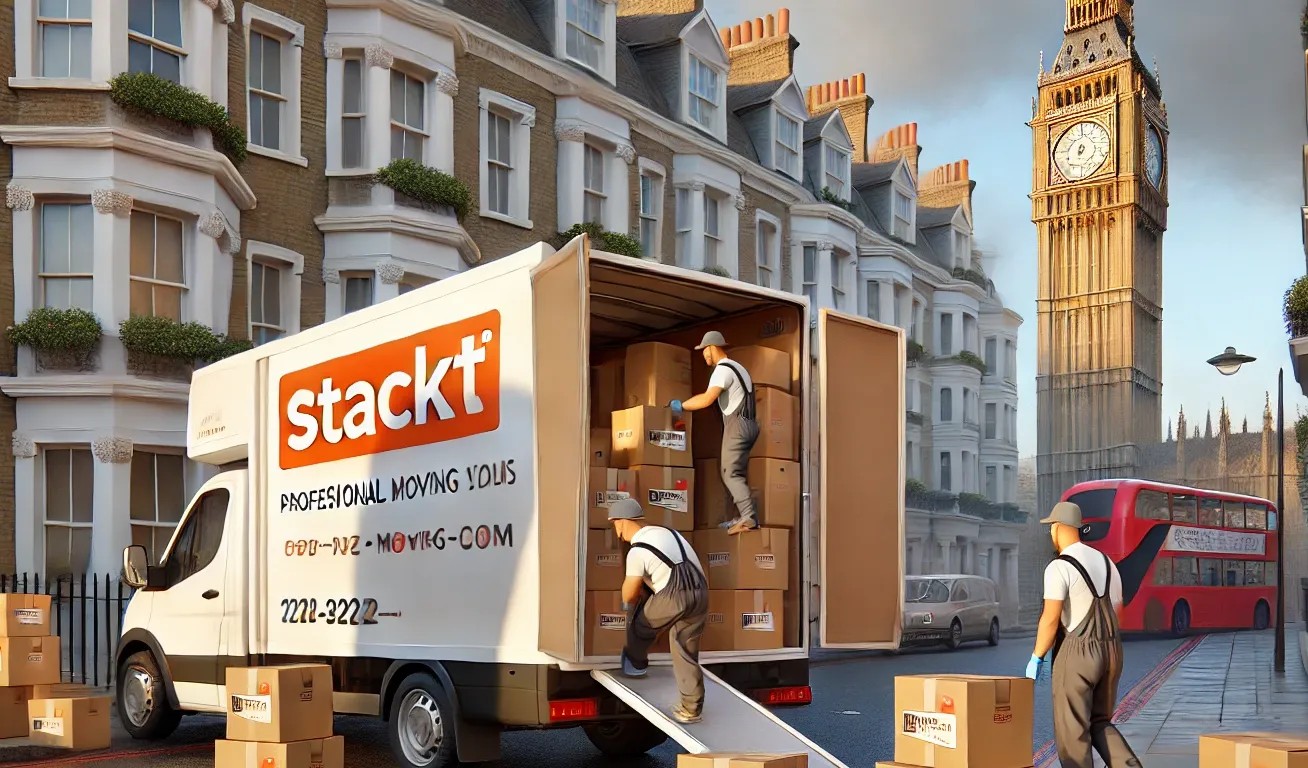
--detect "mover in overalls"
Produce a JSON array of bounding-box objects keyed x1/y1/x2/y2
[
  {"x1": 608, "y1": 498, "x2": 710, "y2": 724},
  {"x1": 1026, "y1": 501, "x2": 1143, "y2": 768},
  {"x1": 670, "y1": 331, "x2": 760, "y2": 535}
]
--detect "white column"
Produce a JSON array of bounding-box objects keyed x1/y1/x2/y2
[
  {"x1": 96, "y1": 0, "x2": 121, "y2": 81},
  {"x1": 724, "y1": 192, "x2": 742, "y2": 278},
  {"x1": 878, "y1": 281, "x2": 894, "y2": 324},
  {"x1": 8, "y1": 187, "x2": 36, "y2": 324},
  {"x1": 197, "y1": 210, "x2": 236, "y2": 333},
  {"x1": 323, "y1": 269, "x2": 342, "y2": 322},
  {"x1": 817, "y1": 241, "x2": 835, "y2": 311},
  {"x1": 556, "y1": 124, "x2": 586, "y2": 231},
  {"x1": 324, "y1": 51, "x2": 345, "y2": 171},
  {"x1": 365, "y1": 45, "x2": 394, "y2": 174},
  {"x1": 789, "y1": 238, "x2": 804, "y2": 295},
  {"x1": 187, "y1": 3, "x2": 216, "y2": 149},
  {"x1": 90, "y1": 437, "x2": 133, "y2": 577},
  {"x1": 12, "y1": 435, "x2": 38, "y2": 576},
  {"x1": 680, "y1": 183, "x2": 707, "y2": 270},
  {"x1": 211, "y1": 4, "x2": 230, "y2": 109},
  {"x1": 90, "y1": 189, "x2": 133, "y2": 327},
  {"x1": 953, "y1": 313, "x2": 964, "y2": 355},
  {"x1": 375, "y1": 261, "x2": 405, "y2": 303},
  {"x1": 939, "y1": 541, "x2": 954, "y2": 573},
  {"x1": 433, "y1": 73, "x2": 459, "y2": 175},
  {"x1": 608, "y1": 145, "x2": 634, "y2": 238},
  {"x1": 898, "y1": 286, "x2": 912, "y2": 331}
]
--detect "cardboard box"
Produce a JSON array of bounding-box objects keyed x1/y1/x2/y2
[
  {"x1": 590, "y1": 428, "x2": 612, "y2": 468},
  {"x1": 591, "y1": 359, "x2": 624, "y2": 427},
  {"x1": 225, "y1": 664, "x2": 334, "y2": 743},
  {"x1": 693, "y1": 528, "x2": 790, "y2": 591},
  {"x1": 612, "y1": 406, "x2": 693, "y2": 468},
  {"x1": 678, "y1": 754, "x2": 808, "y2": 768},
  {"x1": 703, "y1": 590, "x2": 784, "y2": 652},
  {"x1": 588, "y1": 467, "x2": 635, "y2": 528},
  {"x1": 586, "y1": 529, "x2": 627, "y2": 591},
  {"x1": 893, "y1": 675, "x2": 1034, "y2": 768},
  {"x1": 583, "y1": 591, "x2": 668, "y2": 657},
  {"x1": 1199, "y1": 733, "x2": 1308, "y2": 768},
  {"x1": 0, "y1": 686, "x2": 31, "y2": 739},
  {"x1": 0, "y1": 595, "x2": 51, "y2": 638},
  {"x1": 695, "y1": 458, "x2": 800, "y2": 530},
  {"x1": 729, "y1": 346, "x2": 792, "y2": 393},
  {"x1": 0, "y1": 636, "x2": 60, "y2": 687},
  {"x1": 754, "y1": 387, "x2": 799, "y2": 461},
  {"x1": 214, "y1": 736, "x2": 345, "y2": 768},
  {"x1": 631, "y1": 466, "x2": 695, "y2": 531},
  {"x1": 624, "y1": 342, "x2": 692, "y2": 408},
  {"x1": 29, "y1": 683, "x2": 96, "y2": 699},
  {"x1": 27, "y1": 695, "x2": 110, "y2": 750}
]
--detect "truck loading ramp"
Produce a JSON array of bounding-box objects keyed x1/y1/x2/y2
[{"x1": 591, "y1": 667, "x2": 848, "y2": 767}]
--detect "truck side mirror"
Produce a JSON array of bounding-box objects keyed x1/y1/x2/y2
[{"x1": 122, "y1": 545, "x2": 149, "y2": 589}]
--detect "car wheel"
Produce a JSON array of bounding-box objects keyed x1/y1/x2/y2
[
  {"x1": 387, "y1": 673, "x2": 458, "y2": 768},
  {"x1": 947, "y1": 619, "x2": 963, "y2": 650},
  {"x1": 988, "y1": 618, "x2": 1000, "y2": 646},
  {"x1": 117, "y1": 650, "x2": 182, "y2": 740},
  {"x1": 1254, "y1": 601, "x2": 1270, "y2": 631},
  {"x1": 1171, "y1": 601, "x2": 1191, "y2": 637},
  {"x1": 583, "y1": 718, "x2": 668, "y2": 756}
]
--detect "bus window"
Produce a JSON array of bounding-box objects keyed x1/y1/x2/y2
[
  {"x1": 1245, "y1": 504, "x2": 1268, "y2": 530},
  {"x1": 1267, "y1": 565, "x2": 1277, "y2": 586},
  {"x1": 1222, "y1": 560, "x2": 1246, "y2": 586},
  {"x1": 1135, "y1": 490, "x2": 1170, "y2": 521},
  {"x1": 1223, "y1": 500, "x2": 1246, "y2": 528},
  {"x1": 1198, "y1": 498, "x2": 1223, "y2": 526},
  {"x1": 1173, "y1": 557, "x2": 1199, "y2": 585},
  {"x1": 1152, "y1": 557, "x2": 1173, "y2": 585},
  {"x1": 1244, "y1": 561, "x2": 1265, "y2": 586},
  {"x1": 1171, "y1": 494, "x2": 1197, "y2": 524},
  {"x1": 1199, "y1": 558, "x2": 1222, "y2": 586}
]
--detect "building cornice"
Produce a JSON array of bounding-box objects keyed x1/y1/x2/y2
[
  {"x1": 315, "y1": 209, "x2": 482, "y2": 266},
  {"x1": 0, "y1": 376, "x2": 191, "y2": 403},
  {"x1": 0, "y1": 125, "x2": 257, "y2": 210}
]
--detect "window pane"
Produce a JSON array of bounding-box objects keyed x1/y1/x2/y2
[
  {"x1": 128, "y1": 39, "x2": 152, "y2": 75},
  {"x1": 1152, "y1": 557, "x2": 1172, "y2": 586},
  {"x1": 1222, "y1": 560, "x2": 1245, "y2": 586},
  {"x1": 1198, "y1": 498, "x2": 1223, "y2": 526},
  {"x1": 156, "y1": 285, "x2": 182, "y2": 320},
  {"x1": 343, "y1": 59, "x2": 363, "y2": 113},
  {"x1": 40, "y1": 24, "x2": 72, "y2": 78},
  {"x1": 260, "y1": 95, "x2": 281, "y2": 150},
  {"x1": 1171, "y1": 494, "x2": 1197, "y2": 524},
  {"x1": 1224, "y1": 500, "x2": 1246, "y2": 528},
  {"x1": 130, "y1": 211, "x2": 154, "y2": 278},
  {"x1": 261, "y1": 35, "x2": 281, "y2": 94},
  {"x1": 130, "y1": 452, "x2": 156, "y2": 522},
  {"x1": 156, "y1": 454, "x2": 185, "y2": 522},
  {"x1": 1198, "y1": 558, "x2": 1221, "y2": 586},
  {"x1": 1245, "y1": 504, "x2": 1268, "y2": 530},
  {"x1": 250, "y1": 264, "x2": 265, "y2": 324},
  {"x1": 45, "y1": 525, "x2": 71, "y2": 577},
  {"x1": 39, "y1": 0, "x2": 69, "y2": 16},
  {"x1": 1134, "y1": 490, "x2": 1170, "y2": 520},
  {"x1": 248, "y1": 92, "x2": 264, "y2": 146},
  {"x1": 345, "y1": 277, "x2": 372, "y2": 312},
  {"x1": 155, "y1": 216, "x2": 183, "y2": 283},
  {"x1": 128, "y1": 0, "x2": 152, "y2": 35},
  {"x1": 71, "y1": 449, "x2": 92, "y2": 524},
  {"x1": 390, "y1": 70, "x2": 405, "y2": 122},
  {"x1": 406, "y1": 77, "x2": 424, "y2": 130},
  {"x1": 342, "y1": 117, "x2": 363, "y2": 168},
  {"x1": 152, "y1": 0, "x2": 182, "y2": 46},
  {"x1": 152, "y1": 49, "x2": 181, "y2": 83},
  {"x1": 41, "y1": 204, "x2": 71, "y2": 274},
  {"x1": 248, "y1": 31, "x2": 264, "y2": 89},
  {"x1": 1246, "y1": 561, "x2": 1264, "y2": 585},
  {"x1": 45, "y1": 450, "x2": 71, "y2": 523},
  {"x1": 1173, "y1": 557, "x2": 1198, "y2": 585},
  {"x1": 264, "y1": 265, "x2": 281, "y2": 326}
]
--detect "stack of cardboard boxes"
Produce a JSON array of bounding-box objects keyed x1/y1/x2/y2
[
  {"x1": 877, "y1": 674, "x2": 1034, "y2": 768},
  {"x1": 216, "y1": 664, "x2": 344, "y2": 768},
  {"x1": 1199, "y1": 733, "x2": 1308, "y2": 766},
  {"x1": 678, "y1": 753, "x2": 808, "y2": 768}
]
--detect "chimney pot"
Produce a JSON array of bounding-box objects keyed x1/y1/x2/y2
[
  {"x1": 778, "y1": 8, "x2": 790, "y2": 35},
  {"x1": 741, "y1": 23, "x2": 752, "y2": 43},
  {"x1": 855, "y1": 73, "x2": 866, "y2": 94},
  {"x1": 825, "y1": 82, "x2": 833, "y2": 102},
  {"x1": 730, "y1": 25, "x2": 740, "y2": 46},
  {"x1": 765, "y1": 13, "x2": 775, "y2": 37},
  {"x1": 720, "y1": 28, "x2": 731, "y2": 48},
  {"x1": 752, "y1": 18, "x2": 764, "y2": 40}
]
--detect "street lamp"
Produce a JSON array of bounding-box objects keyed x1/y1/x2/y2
[{"x1": 1206, "y1": 346, "x2": 1285, "y2": 674}]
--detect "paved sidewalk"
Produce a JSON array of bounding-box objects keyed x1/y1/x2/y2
[{"x1": 1107, "y1": 629, "x2": 1308, "y2": 768}]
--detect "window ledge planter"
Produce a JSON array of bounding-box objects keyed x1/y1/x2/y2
[
  {"x1": 374, "y1": 159, "x2": 471, "y2": 219},
  {"x1": 554, "y1": 222, "x2": 643, "y2": 259},
  {"x1": 7, "y1": 307, "x2": 104, "y2": 372},
  {"x1": 1283, "y1": 274, "x2": 1308, "y2": 395},
  {"x1": 952, "y1": 266, "x2": 989, "y2": 290},
  {"x1": 109, "y1": 72, "x2": 247, "y2": 165},
  {"x1": 907, "y1": 340, "x2": 925, "y2": 365},
  {"x1": 119, "y1": 315, "x2": 252, "y2": 381}
]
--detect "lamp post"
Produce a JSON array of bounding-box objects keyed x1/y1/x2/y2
[{"x1": 1206, "y1": 346, "x2": 1285, "y2": 674}]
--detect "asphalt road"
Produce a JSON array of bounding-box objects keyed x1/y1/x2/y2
[{"x1": 0, "y1": 634, "x2": 1184, "y2": 767}]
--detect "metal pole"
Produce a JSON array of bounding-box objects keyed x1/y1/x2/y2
[{"x1": 1276, "y1": 367, "x2": 1286, "y2": 674}]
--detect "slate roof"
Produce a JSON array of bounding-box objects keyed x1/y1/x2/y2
[
  {"x1": 917, "y1": 206, "x2": 959, "y2": 229},
  {"x1": 851, "y1": 161, "x2": 899, "y2": 188},
  {"x1": 727, "y1": 79, "x2": 787, "y2": 113},
  {"x1": 616, "y1": 11, "x2": 698, "y2": 48}
]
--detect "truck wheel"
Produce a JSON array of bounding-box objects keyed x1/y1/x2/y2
[
  {"x1": 117, "y1": 650, "x2": 181, "y2": 740},
  {"x1": 387, "y1": 673, "x2": 458, "y2": 768},
  {"x1": 583, "y1": 718, "x2": 669, "y2": 756}
]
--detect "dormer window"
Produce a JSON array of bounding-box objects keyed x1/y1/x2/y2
[
  {"x1": 823, "y1": 143, "x2": 851, "y2": 199},
  {"x1": 687, "y1": 55, "x2": 720, "y2": 132},
  {"x1": 774, "y1": 110, "x2": 801, "y2": 179},
  {"x1": 892, "y1": 190, "x2": 914, "y2": 240},
  {"x1": 556, "y1": 0, "x2": 616, "y2": 82},
  {"x1": 953, "y1": 229, "x2": 970, "y2": 268}
]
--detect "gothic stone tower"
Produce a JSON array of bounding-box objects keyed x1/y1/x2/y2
[{"x1": 1031, "y1": 0, "x2": 1169, "y2": 516}]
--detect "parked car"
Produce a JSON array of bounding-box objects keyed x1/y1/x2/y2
[{"x1": 900, "y1": 574, "x2": 1001, "y2": 650}]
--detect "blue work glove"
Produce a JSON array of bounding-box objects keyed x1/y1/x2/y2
[
  {"x1": 668, "y1": 399, "x2": 683, "y2": 413},
  {"x1": 1024, "y1": 654, "x2": 1045, "y2": 680},
  {"x1": 622, "y1": 602, "x2": 633, "y2": 612}
]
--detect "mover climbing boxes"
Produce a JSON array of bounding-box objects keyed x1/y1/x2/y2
[{"x1": 893, "y1": 674, "x2": 1034, "y2": 768}]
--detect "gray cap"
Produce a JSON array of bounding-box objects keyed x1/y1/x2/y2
[
  {"x1": 1040, "y1": 501, "x2": 1082, "y2": 528},
  {"x1": 607, "y1": 498, "x2": 646, "y2": 521},
  {"x1": 695, "y1": 331, "x2": 728, "y2": 350}
]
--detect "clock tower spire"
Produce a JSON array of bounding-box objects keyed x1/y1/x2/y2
[{"x1": 1031, "y1": 1, "x2": 1168, "y2": 517}]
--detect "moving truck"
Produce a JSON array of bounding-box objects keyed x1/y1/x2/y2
[{"x1": 114, "y1": 237, "x2": 905, "y2": 768}]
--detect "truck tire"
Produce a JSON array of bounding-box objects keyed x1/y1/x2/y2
[
  {"x1": 387, "y1": 673, "x2": 458, "y2": 768},
  {"x1": 583, "y1": 718, "x2": 669, "y2": 757},
  {"x1": 117, "y1": 650, "x2": 182, "y2": 740}
]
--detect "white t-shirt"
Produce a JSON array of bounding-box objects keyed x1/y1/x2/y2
[
  {"x1": 708, "y1": 359, "x2": 753, "y2": 416},
  {"x1": 1043, "y1": 541, "x2": 1123, "y2": 632},
  {"x1": 626, "y1": 526, "x2": 703, "y2": 594}
]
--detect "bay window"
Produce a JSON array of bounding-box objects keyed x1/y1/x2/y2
[
  {"x1": 43, "y1": 447, "x2": 93, "y2": 579},
  {"x1": 390, "y1": 68, "x2": 427, "y2": 161},
  {"x1": 129, "y1": 210, "x2": 185, "y2": 320},
  {"x1": 755, "y1": 213, "x2": 779, "y2": 289},
  {"x1": 39, "y1": 201, "x2": 94, "y2": 310},
  {"x1": 639, "y1": 164, "x2": 664, "y2": 259},
  {"x1": 340, "y1": 55, "x2": 365, "y2": 168},
  {"x1": 583, "y1": 142, "x2": 606, "y2": 224},
  {"x1": 130, "y1": 450, "x2": 185, "y2": 564},
  {"x1": 703, "y1": 192, "x2": 721, "y2": 269},
  {"x1": 38, "y1": 0, "x2": 92, "y2": 78},
  {"x1": 343, "y1": 273, "x2": 373, "y2": 314},
  {"x1": 128, "y1": 0, "x2": 184, "y2": 83}
]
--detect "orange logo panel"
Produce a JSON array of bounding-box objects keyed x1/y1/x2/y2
[{"x1": 279, "y1": 311, "x2": 501, "y2": 469}]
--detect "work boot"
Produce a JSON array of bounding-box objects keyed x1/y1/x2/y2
[
  {"x1": 670, "y1": 703, "x2": 702, "y2": 724},
  {"x1": 620, "y1": 650, "x2": 647, "y2": 678}
]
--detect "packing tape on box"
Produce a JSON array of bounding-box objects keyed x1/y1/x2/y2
[
  {"x1": 1235, "y1": 741, "x2": 1251, "y2": 768},
  {"x1": 923, "y1": 678, "x2": 936, "y2": 766}
]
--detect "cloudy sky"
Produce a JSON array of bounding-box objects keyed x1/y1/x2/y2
[{"x1": 704, "y1": 0, "x2": 1307, "y2": 455}]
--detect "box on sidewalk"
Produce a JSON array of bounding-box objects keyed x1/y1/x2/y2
[
  {"x1": 1199, "y1": 733, "x2": 1308, "y2": 767},
  {"x1": 702, "y1": 590, "x2": 784, "y2": 652},
  {"x1": 695, "y1": 458, "x2": 799, "y2": 530},
  {"x1": 0, "y1": 686, "x2": 31, "y2": 739},
  {"x1": 582, "y1": 592, "x2": 667, "y2": 657},
  {"x1": 591, "y1": 359, "x2": 624, "y2": 428},
  {"x1": 693, "y1": 528, "x2": 789, "y2": 591},
  {"x1": 27, "y1": 695, "x2": 111, "y2": 750},
  {"x1": 631, "y1": 466, "x2": 695, "y2": 531},
  {"x1": 0, "y1": 595, "x2": 52, "y2": 637},
  {"x1": 624, "y1": 342, "x2": 692, "y2": 409},
  {"x1": 586, "y1": 529, "x2": 627, "y2": 591},
  {"x1": 225, "y1": 664, "x2": 334, "y2": 743},
  {"x1": 214, "y1": 735, "x2": 345, "y2": 768},
  {"x1": 0, "y1": 636, "x2": 60, "y2": 687},
  {"x1": 587, "y1": 467, "x2": 634, "y2": 528},
  {"x1": 893, "y1": 674, "x2": 1034, "y2": 768},
  {"x1": 678, "y1": 754, "x2": 807, "y2": 768},
  {"x1": 612, "y1": 406, "x2": 693, "y2": 468}
]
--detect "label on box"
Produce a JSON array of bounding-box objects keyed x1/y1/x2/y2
[
  {"x1": 616, "y1": 429, "x2": 634, "y2": 441},
  {"x1": 647, "y1": 489, "x2": 688, "y2": 512},
  {"x1": 754, "y1": 554, "x2": 777, "y2": 570},
  {"x1": 707, "y1": 612, "x2": 725, "y2": 625},
  {"x1": 31, "y1": 717, "x2": 64, "y2": 736},
  {"x1": 598, "y1": 491, "x2": 630, "y2": 507},
  {"x1": 902, "y1": 710, "x2": 957, "y2": 748},
  {"x1": 647, "y1": 430, "x2": 687, "y2": 451},
  {"x1": 742, "y1": 612, "x2": 775, "y2": 631},
  {"x1": 230, "y1": 693, "x2": 273, "y2": 723},
  {"x1": 13, "y1": 609, "x2": 43, "y2": 625},
  {"x1": 595, "y1": 553, "x2": 621, "y2": 568},
  {"x1": 599, "y1": 613, "x2": 626, "y2": 631},
  {"x1": 25, "y1": 653, "x2": 43, "y2": 664},
  {"x1": 708, "y1": 553, "x2": 730, "y2": 567}
]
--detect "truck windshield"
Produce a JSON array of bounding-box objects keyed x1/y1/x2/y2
[{"x1": 905, "y1": 579, "x2": 950, "y2": 603}]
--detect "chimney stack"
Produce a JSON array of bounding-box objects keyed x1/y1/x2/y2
[
  {"x1": 804, "y1": 73, "x2": 872, "y2": 161},
  {"x1": 919, "y1": 159, "x2": 974, "y2": 216},
  {"x1": 872, "y1": 123, "x2": 921, "y2": 178},
  {"x1": 718, "y1": 8, "x2": 797, "y2": 85}
]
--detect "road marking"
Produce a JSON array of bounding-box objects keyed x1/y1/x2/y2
[{"x1": 1, "y1": 741, "x2": 212, "y2": 767}]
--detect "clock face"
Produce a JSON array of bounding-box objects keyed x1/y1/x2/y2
[
  {"x1": 1143, "y1": 124, "x2": 1164, "y2": 187},
  {"x1": 1053, "y1": 121, "x2": 1112, "y2": 182}
]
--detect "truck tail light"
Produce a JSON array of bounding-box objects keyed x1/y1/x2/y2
[
  {"x1": 548, "y1": 697, "x2": 600, "y2": 722},
  {"x1": 754, "y1": 685, "x2": 812, "y2": 706}
]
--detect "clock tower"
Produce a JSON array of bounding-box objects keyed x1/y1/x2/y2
[{"x1": 1031, "y1": 0, "x2": 1168, "y2": 517}]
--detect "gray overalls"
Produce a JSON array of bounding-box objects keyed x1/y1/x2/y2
[
  {"x1": 626, "y1": 529, "x2": 709, "y2": 713},
  {"x1": 1050, "y1": 552, "x2": 1142, "y2": 768},
  {"x1": 715, "y1": 359, "x2": 760, "y2": 527}
]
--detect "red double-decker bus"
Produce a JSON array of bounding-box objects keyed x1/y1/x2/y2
[{"x1": 1059, "y1": 479, "x2": 1278, "y2": 634}]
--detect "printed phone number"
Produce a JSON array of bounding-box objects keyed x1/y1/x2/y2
[{"x1": 279, "y1": 597, "x2": 392, "y2": 625}]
